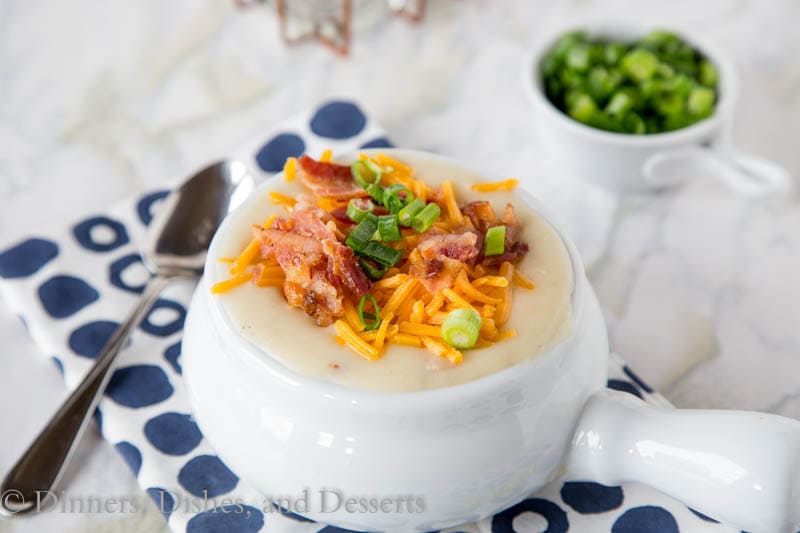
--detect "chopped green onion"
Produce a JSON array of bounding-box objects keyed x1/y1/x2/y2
[
  {"x1": 566, "y1": 44, "x2": 591, "y2": 72},
  {"x1": 568, "y1": 93, "x2": 597, "y2": 123},
  {"x1": 621, "y1": 112, "x2": 646, "y2": 134},
  {"x1": 377, "y1": 215, "x2": 401, "y2": 242},
  {"x1": 652, "y1": 88, "x2": 685, "y2": 116},
  {"x1": 621, "y1": 48, "x2": 658, "y2": 82},
  {"x1": 699, "y1": 59, "x2": 718, "y2": 87},
  {"x1": 346, "y1": 199, "x2": 374, "y2": 223},
  {"x1": 346, "y1": 213, "x2": 379, "y2": 250},
  {"x1": 605, "y1": 91, "x2": 634, "y2": 117},
  {"x1": 441, "y1": 308, "x2": 482, "y2": 349},
  {"x1": 687, "y1": 86, "x2": 715, "y2": 117},
  {"x1": 359, "y1": 257, "x2": 388, "y2": 281},
  {"x1": 484, "y1": 225, "x2": 506, "y2": 256},
  {"x1": 397, "y1": 198, "x2": 425, "y2": 227},
  {"x1": 351, "y1": 160, "x2": 383, "y2": 188},
  {"x1": 357, "y1": 294, "x2": 381, "y2": 331},
  {"x1": 411, "y1": 203, "x2": 441, "y2": 233},
  {"x1": 604, "y1": 42, "x2": 627, "y2": 65},
  {"x1": 358, "y1": 241, "x2": 403, "y2": 267},
  {"x1": 383, "y1": 184, "x2": 413, "y2": 214},
  {"x1": 365, "y1": 183, "x2": 384, "y2": 204},
  {"x1": 587, "y1": 66, "x2": 622, "y2": 101}
]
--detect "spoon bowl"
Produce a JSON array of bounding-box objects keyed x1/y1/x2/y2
[{"x1": 147, "y1": 160, "x2": 254, "y2": 275}]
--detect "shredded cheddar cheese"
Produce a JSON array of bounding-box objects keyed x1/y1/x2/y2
[
  {"x1": 335, "y1": 320, "x2": 379, "y2": 361},
  {"x1": 424, "y1": 292, "x2": 444, "y2": 317},
  {"x1": 513, "y1": 270, "x2": 536, "y2": 289},
  {"x1": 441, "y1": 180, "x2": 464, "y2": 225},
  {"x1": 398, "y1": 322, "x2": 442, "y2": 337},
  {"x1": 421, "y1": 337, "x2": 463, "y2": 365},
  {"x1": 493, "y1": 261, "x2": 514, "y2": 327},
  {"x1": 392, "y1": 333, "x2": 423, "y2": 347},
  {"x1": 320, "y1": 149, "x2": 333, "y2": 162},
  {"x1": 443, "y1": 288, "x2": 476, "y2": 312},
  {"x1": 455, "y1": 270, "x2": 500, "y2": 305},
  {"x1": 283, "y1": 157, "x2": 298, "y2": 182},
  {"x1": 269, "y1": 191, "x2": 297, "y2": 207},
  {"x1": 231, "y1": 239, "x2": 261, "y2": 274},
  {"x1": 410, "y1": 301, "x2": 426, "y2": 323},
  {"x1": 211, "y1": 272, "x2": 252, "y2": 294},
  {"x1": 470, "y1": 178, "x2": 519, "y2": 192}
]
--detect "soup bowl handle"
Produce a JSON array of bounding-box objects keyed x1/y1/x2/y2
[
  {"x1": 641, "y1": 144, "x2": 794, "y2": 197},
  {"x1": 566, "y1": 389, "x2": 800, "y2": 532}
]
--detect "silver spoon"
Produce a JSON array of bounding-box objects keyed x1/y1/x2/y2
[{"x1": 0, "y1": 160, "x2": 254, "y2": 515}]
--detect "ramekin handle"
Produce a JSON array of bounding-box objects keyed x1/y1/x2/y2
[
  {"x1": 642, "y1": 145, "x2": 794, "y2": 197},
  {"x1": 566, "y1": 389, "x2": 800, "y2": 533}
]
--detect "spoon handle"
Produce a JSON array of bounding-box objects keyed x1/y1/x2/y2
[{"x1": 0, "y1": 275, "x2": 173, "y2": 516}]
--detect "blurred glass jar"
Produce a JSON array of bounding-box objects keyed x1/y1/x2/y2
[{"x1": 235, "y1": 0, "x2": 425, "y2": 55}]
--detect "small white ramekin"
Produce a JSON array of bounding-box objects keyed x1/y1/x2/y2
[{"x1": 523, "y1": 24, "x2": 791, "y2": 196}]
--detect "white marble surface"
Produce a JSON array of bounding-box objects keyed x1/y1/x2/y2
[{"x1": 1, "y1": 0, "x2": 799, "y2": 531}]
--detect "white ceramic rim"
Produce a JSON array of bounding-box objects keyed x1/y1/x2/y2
[
  {"x1": 202, "y1": 149, "x2": 591, "y2": 409},
  {"x1": 522, "y1": 22, "x2": 739, "y2": 146}
]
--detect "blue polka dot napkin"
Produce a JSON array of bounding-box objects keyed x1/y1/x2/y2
[{"x1": 0, "y1": 101, "x2": 736, "y2": 533}]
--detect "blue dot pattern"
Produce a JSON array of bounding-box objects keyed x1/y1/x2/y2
[
  {"x1": 689, "y1": 508, "x2": 720, "y2": 523},
  {"x1": 561, "y1": 482, "x2": 624, "y2": 514},
  {"x1": 623, "y1": 365, "x2": 654, "y2": 393},
  {"x1": 178, "y1": 455, "x2": 239, "y2": 498},
  {"x1": 51, "y1": 356, "x2": 64, "y2": 375},
  {"x1": 0, "y1": 103, "x2": 722, "y2": 533},
  {"x1": 144, "y1": 412, "x2": 203, "y2": 456},
  {"x1": 94, "y1": 408, "x2": 103, "y2": 432},
  {"x1": 492, "y1": 498, "x2": 569, "y2": 533},
  {"x1": 0, "y1": 238, "x2": 58, "y2": 278},
  {"x1": 137, "y1": 190, "x2": 169, "y2": 226},
  {"x1": 73, "y1": 216, "x2": 130, "y2": 252},
  {"x1": 607, "y1": 378, "x2": 644, "y2": 399},
  {"x1": 115, "y1": 441, "x2": 143, "y2": 476},
  {"x1": 38, "y1": 275, "x2": 99, "y2": 318},
  {"x1": 187, "y1": 504, "x2": 264, "y2": 533},
  {"x1": 359, "y1": 136, "x2": 393, "y2": 149},
  {"x1": 310, "y1": 101, "x2": 367, "y2": 139},
  {"x1": 68, "y1": 320, "x2": 120, "y2": 359},
  {"x1": 140, "y1": 299, "x2": 186, "y2": 337},
  {"x1": 164, "y1": 340, "x2": 183, "y2": 375},
  {"x1": 612, "y1": 506, "x2": 679, "y2": 533},
  {"x1": 255, "y1": 133, "x2": 306, "y2": 172},
  {"x1": 109, "y1": 253, "x2": 148, "y2": 294},
  {"x1": 106, "y1": 365, "x2": 174, "y2": 408},
  {"x1": 147, "y1": 487, "x2": 176, "y2": 520}
]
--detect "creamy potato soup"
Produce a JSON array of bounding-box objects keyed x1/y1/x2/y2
[{"x1": 212, "y1": 152, "x2": 573, "y2": 392}]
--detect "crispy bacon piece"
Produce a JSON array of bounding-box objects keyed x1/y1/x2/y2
[
  {"x1": 410, "y1": 257, "x2": 463, "y2": 293},
  {"x1": 323, "y1": 240, "x2": 371, "y2": 298},
  {"x1": 253, "y1": 227, "x2": 339, "y2": 325},
  {"x1": 410, "y1": 232, "x2": 480, "y2": 292},
  {"x1": 482, "y1": 242, "x2": 530, "y2": 266},
  {"x1": 461, "y1": 201, "x2": 497, "y2": 234},
  {"x1": 461, "y1": 201, "x2": 529, "y2": 266},
  {"x1": 290, "y1": 197, "x2": 344, "y2": 240},
  {"x1": 253, "y1": 201, "x2": 371, "y2": 326},
  {"x1": 417, "y1": 232, "x2": 480, "y2": 265},
  {"x1": 298, "y1": 155, "x2": 367, "y2": 199}
]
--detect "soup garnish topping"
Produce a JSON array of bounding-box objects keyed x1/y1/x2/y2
[{"x1": 213, "y1": 152, "x2": 537, "y2": 365}]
